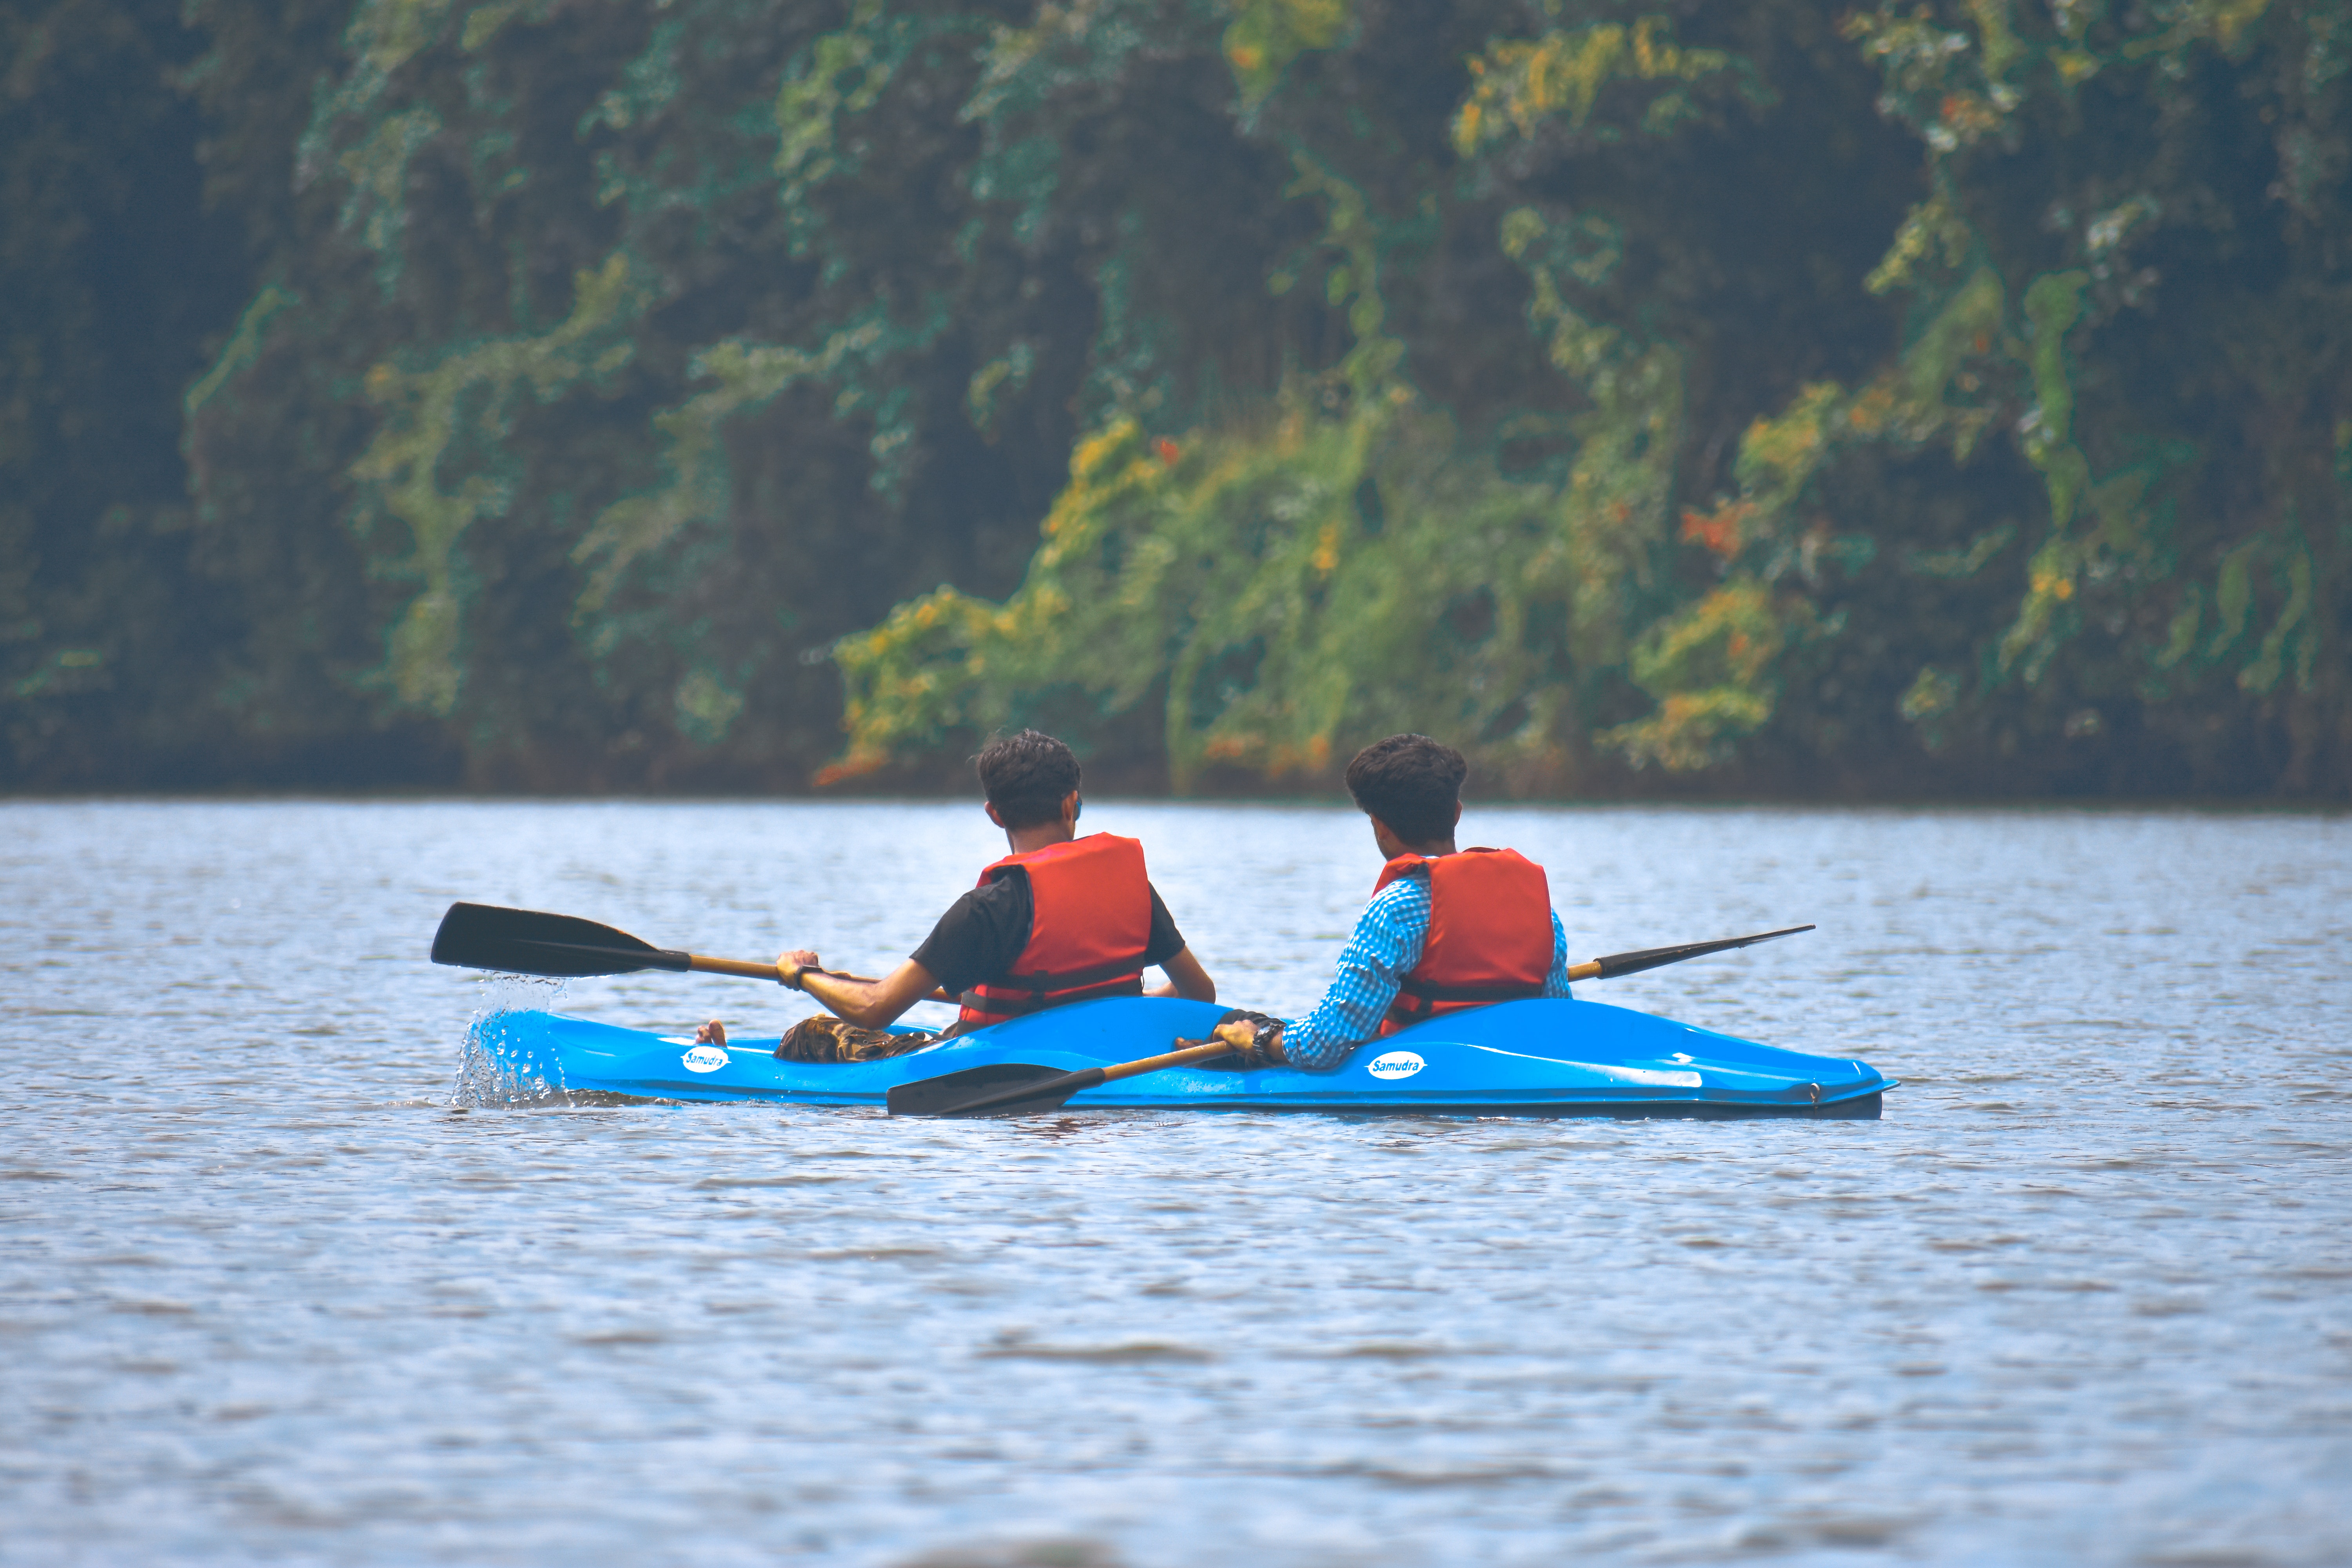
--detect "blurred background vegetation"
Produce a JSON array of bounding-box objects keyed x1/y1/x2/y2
[{"x1": 4, "y1": 0, "x2": 2345, "y2": 796}]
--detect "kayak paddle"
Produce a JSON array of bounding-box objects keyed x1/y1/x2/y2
[
  {"x1": 888, "y1": 923, "x2": 1818, "y2": 1118},
  {"x1": 431, "y1": 902, "x2": 801, "y2": 983},
  {"x1": 1566, "y1": 924, "x2": 1813, "y2": 982},
  {"x1": 885, "y1": 1038, "x2": 1245, "y2": 1119}
]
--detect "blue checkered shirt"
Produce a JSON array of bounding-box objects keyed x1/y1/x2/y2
[{"x1": 1281, "y1": 875, "x2": 1574, "y2": 1070}]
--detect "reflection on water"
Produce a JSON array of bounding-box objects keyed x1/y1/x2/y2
[{"x1": 2, "y1": 800, "x2": 2348, "y2": 1566}]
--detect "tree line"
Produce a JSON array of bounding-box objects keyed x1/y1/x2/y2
[{"x1": 4, "y1": 0, "x2": 2345, "y2": 796}]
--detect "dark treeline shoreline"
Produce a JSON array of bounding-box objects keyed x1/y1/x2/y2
[
  {"x1": 7, "y1": 0, "x2": 2347, "y2": 800},
  {"x1": 8, "y1": 780, "x2": 2347, "y2": 815}
]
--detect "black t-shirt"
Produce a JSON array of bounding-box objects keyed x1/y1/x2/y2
[{"x1": 909, "y1": 867, "x2": 1186, "y2": 997}]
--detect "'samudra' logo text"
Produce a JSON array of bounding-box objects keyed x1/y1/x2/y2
[
  {"x1": 1366, "y1": 1051, "x2": 1425, "y2": 1080},
  {"x1": 681, "y1": 1045, "x2": 729, "y2": 1073}
]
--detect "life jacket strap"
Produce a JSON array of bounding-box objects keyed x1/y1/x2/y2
[
  {"x1": 1393, "y1": 976, "x2": 1549, "y2": 1006},
  {"x1": 1385, "y1": 980, "x2": 1546, "y2": 1028},
  {"x1": 987, "y1": 953, "x2": 1153, "y2": 999},
  {"x1": 960, "y1": 974, "x2": 1145, "y2": 1019}
]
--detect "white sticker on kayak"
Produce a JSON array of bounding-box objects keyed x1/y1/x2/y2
[
  {"x1": 1367, "y1": 1051, "x2": 1425, "y2": 1080},
  {"x1": 681, "y1": 1045, "x2": 729, "y2": 1074}
]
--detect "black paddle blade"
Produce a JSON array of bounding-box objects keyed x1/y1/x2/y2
[
  {"x1": 886, "y1": 1062, "x2": 1085, "y2": 1118},
  {"x1": 429, "y1": 902, "x2": 693, "y2": 978},
  {"x1": 1591, "y1": 924, "x2": 1815, "y2": 981}
]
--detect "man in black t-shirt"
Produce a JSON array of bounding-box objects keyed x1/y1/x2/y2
[{"x1": 694, "y1": 730, "x2": 1216, "y2": 1058}]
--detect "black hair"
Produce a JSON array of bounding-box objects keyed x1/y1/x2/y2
[
  {"x1": 974, "y1": 729, "x2": 1082, "y2": 829},
  {"x1": 1344, "y1": 733, "x2": 1465, "y2": 843}
]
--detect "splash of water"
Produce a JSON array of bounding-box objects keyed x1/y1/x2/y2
[{"x1": 448, "y1": 975, "x2": 568, "y2": 1107}]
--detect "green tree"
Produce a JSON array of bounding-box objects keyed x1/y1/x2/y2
[
  {"x1": 1, "y1": 0, "x2": 248, "y2": 782},
  {"x1": 7, "y1": 0, "x2": 2343, "y2": 797},
  {"x1": 835, "y1": 0, "x2": 2351, "y2": 798},
  {"x1": 174, "y1": 0, "x2": 1340, "y2": 787}
]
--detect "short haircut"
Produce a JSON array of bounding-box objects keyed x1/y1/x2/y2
[
  {"x1": 1344, "y1": 733, "x2": 1465, "y2": 843},
  {"x1": 975, "y1": 729, "x2": 1082, "y2": 829}
]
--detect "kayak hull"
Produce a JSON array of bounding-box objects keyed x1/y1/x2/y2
[{"x1": 470, "y1": 998, "x2": 1894, "y2": 1118}]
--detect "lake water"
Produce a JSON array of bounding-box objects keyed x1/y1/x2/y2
[{"x1": 3, "y1": 800, "x2": 2348, "y2": 1566}]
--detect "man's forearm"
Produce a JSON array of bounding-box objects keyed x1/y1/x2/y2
[
  {"x1": 1278, "y1": 958, "x2": 1401, "y2": 1070},
  {"x1": 1147, "y1": 946, "x2": 1217, "y2": 1002},
  {"x1": 791, "y1": 955, "x2": 947, "y2": 1029},
  {"x1": 799, "y1": 971, "x2": 916, "y2": 1028},
  {"x1": 797, "y1": 970, "x2": 876, "y2": 1025}
]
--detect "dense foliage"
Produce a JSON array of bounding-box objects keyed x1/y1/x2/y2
[{"x1": 5, "y1": 0, "x2": 2347, "y2": 795}]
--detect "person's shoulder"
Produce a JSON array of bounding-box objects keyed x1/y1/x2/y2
[
  {"x1": 1364, "y1": 875, "x2": 1430, "y2": 921},
  {"x1": 969, "y1": 866, "x2": 1030, "y2": 909}
]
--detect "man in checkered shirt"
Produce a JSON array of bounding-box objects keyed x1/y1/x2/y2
[{"x1": 1213, "y1": 735, "x2": 1574, "y2": 1071}]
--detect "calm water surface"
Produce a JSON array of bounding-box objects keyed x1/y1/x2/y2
[{"x1": 3, "y1": 800, "x2": 2348, "y2": 1566}]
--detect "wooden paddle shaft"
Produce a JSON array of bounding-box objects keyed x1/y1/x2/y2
[
  {"x1": 928, "y1": 1037, "x2": 1246, "y2": 1118},
  {"x1": 682, "y1": 955, "x2": 953, "y2": 1005},
  {"x1": 685, "y1": 956, "x2": 887, "y2": 987},
  {"x1": 1102, "y1": 1038, "x2": 1251, "y2": 1082}
]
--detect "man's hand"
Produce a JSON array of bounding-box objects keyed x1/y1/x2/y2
[
  {"x1": 1212, "y1": 1009, "x2": 1286, "y2": 1067},
  {"x1": 776, "y1": 949, "x2": 820, "y2": 987},
  {"x1": 693, "y1": 1018, "x2": 728, "y2": 1046}
]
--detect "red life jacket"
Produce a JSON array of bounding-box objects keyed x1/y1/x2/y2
[
  {"x1": 1376, "y1": 847, "x2": 1553, "y2": 1036},
  {"x1": 957, "y1": 833, "x2": 1154, "y2": 1030}
]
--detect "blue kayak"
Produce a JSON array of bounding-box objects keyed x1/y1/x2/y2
[{"x1": 473, "y1": 996, "x2": 1894, "y2": 1118}]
